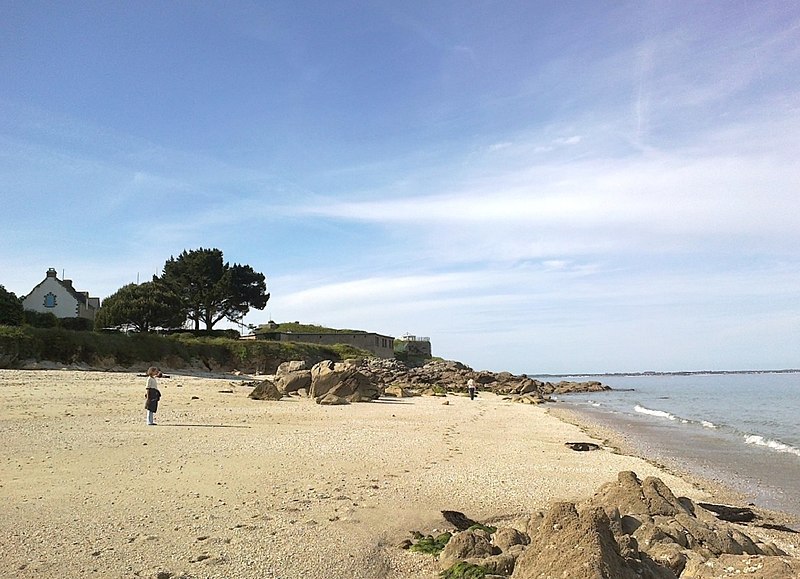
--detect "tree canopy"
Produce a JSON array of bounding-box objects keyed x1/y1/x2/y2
[
  {"x1": 0, "y1": 285, "x2": 24, "y2": 326},
  {"x1": 160, "y1": 248, "x2": 269, "y2": 331},
  {"x1": 94, "y1": 281, "x2": 186, "y2": 332}
]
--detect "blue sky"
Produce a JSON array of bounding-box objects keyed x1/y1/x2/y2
[{"x1": 2, "y1": 1, "x2": 799, "y2": 374}]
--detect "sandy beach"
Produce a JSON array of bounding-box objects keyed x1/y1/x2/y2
[{"x1": 0, "y1": 369, "x2": 791, "y2": 578}]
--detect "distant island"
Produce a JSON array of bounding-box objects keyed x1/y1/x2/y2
[{"x1": 537, "y1": 369, "x2": 800, "y2": 378}]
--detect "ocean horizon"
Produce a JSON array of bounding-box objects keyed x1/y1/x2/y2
[{"x1": 545, "y1": 371, "x2": 800, "y2": 523}]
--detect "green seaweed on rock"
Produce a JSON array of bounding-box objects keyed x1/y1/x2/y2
[
  {"x1": 439, "y1": 561, "x2": 487, "y2": 579},
  {"x1": 409, "y1": 532, "x2": 452, "y2": 555},
  {"x1": 466, "y1": 523, "x2": 497, "y2": 534}
]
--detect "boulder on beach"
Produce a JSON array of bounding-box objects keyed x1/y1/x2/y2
[
  {"x1": 383, "y1": 384, "x2": 413, "y2": 398},
  {"x1": 439, "y1": 528, "x2": 495, "y2": 570},
  {"x1": 310, "y1": 360, "x2": 380, "y2": 403},
  {"x1": 492, "y1": 527, "x2": 530, "y2": 552},
  {"x1": 274, "y1": 370, "x2": 312, "y2": 394},
  {"x1": 316, "y1": 393, "x2": 350, "y2": 405},
  {"x1": 277, "y1": 360, "x2": 307, "y2": 374},
  {"x1": 248, "y1": 378, "x2": 282, "y2": 400},
  {"x1": 273, "y1": 360, "x2": 312, "y2": 394}
]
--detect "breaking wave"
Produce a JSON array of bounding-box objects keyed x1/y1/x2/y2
[
  {"x1": 632, "y1": 407, "x2": 799, "y2": 457},
  {"x1": 744, "y1": 435, "x2": 800, "y2": 457},
  {"x1": 634, "y1": 405, "x2": 676, "y2": 420},
  {"x1": 634, "y1": 406, "x2": 718, "y2": 429}
]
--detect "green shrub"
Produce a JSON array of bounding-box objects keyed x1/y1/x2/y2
[
  {"x1": 394, "y1": 350, "x2": 433, "y2": 367},
  {"x1": 0, "y1": 286, "x2": 24, "y2": 326},
  {"x1": 0, "y1": 326, "x2": 34, "y2": 364},
  {"x1": 59, "y1": 317, "x2": 94, "y2": 331},
  {"x1": 328, "y1": 343, "x2": 371, "y2": 360},
  {"x1": 23, "y1": 310, "x2": 59, "y2": 328}
]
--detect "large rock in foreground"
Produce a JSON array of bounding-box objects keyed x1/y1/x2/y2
[
  {"x1": 512, "y1": 502, "x2": 672, "y2": 578},
  {"x1": 416, "y1": 471, "x2": 799, "y2": 579}
]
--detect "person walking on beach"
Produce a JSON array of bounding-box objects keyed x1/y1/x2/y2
[
  {"x1": 467, "y1": 378, "x2": 476, "y2": 400},
  {"x1": 144, "y1": 366, "x2": 162, "y2": 426}
]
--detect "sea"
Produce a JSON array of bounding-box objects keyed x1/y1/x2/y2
[{"x1": 542, "y1": 371, "x2": 800, "y2": 523}]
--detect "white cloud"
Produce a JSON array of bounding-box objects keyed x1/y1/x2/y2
[
  {"x1": 554, "y1": 135, "x2": 582, "y2": 145},
  {"x1": 488, "y1": 141, "x2": 513, "y2": 151},
  {"x1": 245, "y1": 258, "x2": 800, "y2": 373}
]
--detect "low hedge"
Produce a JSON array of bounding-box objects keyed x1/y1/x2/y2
[{"x1": 0, "y1": 326, "x2": 373, "y2": 372}]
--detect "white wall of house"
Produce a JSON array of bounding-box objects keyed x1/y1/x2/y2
[{"x1": 22, "y1": 269, "x2": 97, "y2": 320}]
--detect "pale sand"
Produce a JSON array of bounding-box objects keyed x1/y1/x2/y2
[{"x1": 1, "y1": 369, "x2": 711, "y2": 579}]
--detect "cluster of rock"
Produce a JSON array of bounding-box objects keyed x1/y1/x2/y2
[
  {"x1": 248, "y1": 359, "x2": 379, "y2": 404},
  {"x1": 247, "y1": 358, "x2": 609, "y2": 405},
  {"x1": 414, "y1": 471, "x2": 799, "y2": 578}
]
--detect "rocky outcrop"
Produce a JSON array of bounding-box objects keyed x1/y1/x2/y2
[
  {"x1": 406, "y1": 471, "x2": 799, "y2": 578},
  {"x1": 513, "y1": 502, "x2": 664, "y2": 579},
  {"x1": 249, "y1": 357, "x2": 612, "y2": 405},
  {"x1": 360, "y1": 358, "x2": 610, "y2": 400}
]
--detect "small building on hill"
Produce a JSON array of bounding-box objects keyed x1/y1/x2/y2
[
  {"x1": 253, "y1": 327, "x2": 395, "y2": 358},
  {"x1": 22, "y1": 268, "x2": 100, "y2": 321},
  {"x1": 395, "y1": 333, "x2": 433, "y2": 358}
]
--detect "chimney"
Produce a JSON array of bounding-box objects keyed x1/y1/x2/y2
[
  {"x1": 64, "y1": 279, "x2": 73, "y2": 289},
  {"x1": 47, "y1": 268, "x2": 57, "y2": 278}
]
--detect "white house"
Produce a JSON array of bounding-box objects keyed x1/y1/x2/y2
[{"x1": 22, "y1": 268, "x2": 100, "y2": 321}]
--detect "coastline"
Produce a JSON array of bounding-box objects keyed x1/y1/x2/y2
[
  {"x1": 1, "y1": 369, "x2": 797, "y2": 578},
  {"x1": 548, "y1": 406, "x2": 758, "y2": 515},
  {"x1": 549, "y1": 379, "x2": 800, "y2": 527}
]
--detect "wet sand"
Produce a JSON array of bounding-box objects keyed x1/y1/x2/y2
[{"x1": 552, "y1": 403, "x2": 800, "y2": 524}]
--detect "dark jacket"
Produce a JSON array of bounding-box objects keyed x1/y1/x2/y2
[{"x1": 145, "y1": 388, "x2": 161, "y2": 412}]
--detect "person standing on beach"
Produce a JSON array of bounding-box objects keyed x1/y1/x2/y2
[
  {"x1": 144, "y1": 366, "x2": 162, "y2": 425},
  {"x1": 467, "y1": 378, "x2": 476, "y2": 400}
]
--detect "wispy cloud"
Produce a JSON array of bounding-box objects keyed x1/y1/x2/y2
[
  {"x1": 291, "y1": 135, "x2": 800, "y2": 265},
  {"x1": 254, "y1": 255, "x2": 800, "y2": 372}
]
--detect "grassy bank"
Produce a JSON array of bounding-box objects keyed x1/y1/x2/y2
[{"x1": 0, "y1": 325, "x2": 371, "y2": 373}]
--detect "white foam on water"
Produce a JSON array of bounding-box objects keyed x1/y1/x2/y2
[
  {"x1": 744, "y1": 435, "x2": 800, "y2": 457},
  {"x1": 701, "y1": 420, "x2": 718, "y2": 429},
  {"x1": 634, "y1": 405, "x2": 676, "y2": 421}
]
